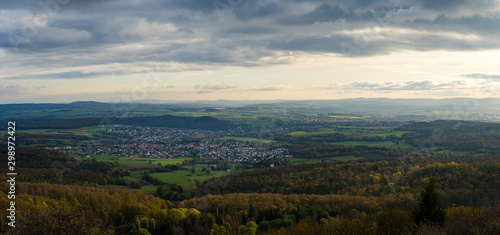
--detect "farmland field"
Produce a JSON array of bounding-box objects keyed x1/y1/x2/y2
[
  {"x1": 151, "y1": 166, "x2": 230, "y2": 197},
  {"x1": 87, "y1": 155, "x2": 229, "y2": 196},
  {"x1": 289, "y1": 155, "x2": 366, "y2": 164},
  {"x1": 287, "y1": 127, "x2": 408, "y2": 137},
  {"x1": 220, "y1": 136, "x2": 277, "y2": 143},
  {"x1": 332, "y1": 141, "x2": 414, "y2": 149},
  {"x1": 87, "y1": 155, "x2": 191, "y2": 166},
  {"x1": 289, "y1": 158, "x2": 321, "y2": 164}
]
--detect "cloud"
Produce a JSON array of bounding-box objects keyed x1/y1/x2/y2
[
  {"x1": 418, "y1": 0, "x2": 499, "y2": 12},
  {"x1": 0, "y1": 85, "x2": 27, "y2": 96},
  {"x1": 332, "y1": 80, "x2": 469, "y2": 90},
  {"x1": 247, "y1": 84, "x2": 291, "y2": 91},
  {"x1": 462, "y1": 73, "x2": 500, "y2": 80},
  {"x1": 193, "y1": 83, "x2": 291, "y2": 94},
  {"x1": 1, "y1": 71, "x2": 114, "y2": 80},
  {"x1": 196, "y1": 90, "x2": 213, "y2": 94},
  {"x1": 1, "y1": 0, "x2": 500, "y2": 81},
  {"x1": 194, "y1": 84, "x2": 240, "y2": 95},
  {"x1": 194, "y1": 84, "x2": 239, "y2": 90}
]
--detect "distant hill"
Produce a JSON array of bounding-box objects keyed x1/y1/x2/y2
[
  {"x1": 0, "y1": 101, "x2": 184, "y2": 112},
  {"x1": 240, "y1": 98, "x2": 500, "y2": 116},
  {"x1": 115, "y1": 114, "x2": 233, "y2": 130},
  {"x1": 1, "y1": 98, "x2": 499, "y2": 121},
  {"x1": 397, "y1": 120, "x2": 500, "y2": 154},
  {"x1": 396, "y1": 120, "x2": 500, "y2": 134},
  {"x1": 9, "y1": 114, "x2": 233, "y2": 130}
]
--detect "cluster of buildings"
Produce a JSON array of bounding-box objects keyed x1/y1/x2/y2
[
  {"x1": 94, "y1": 125, "x2": 202, "y2": 141},
  {"x1": 73, "y1": 125, "x2": 289, "y2": 162},
  {"x1": 77, "y1": 140, "x2": 291, "y2": 162}
]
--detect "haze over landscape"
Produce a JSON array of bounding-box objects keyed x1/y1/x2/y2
[{"x1": 1, "y1": 0, "x2": 500, "y2": 103}]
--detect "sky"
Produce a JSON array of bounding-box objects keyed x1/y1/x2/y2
[{"x1": 1, "y1": 0, "x2": 500, "y2": 103}]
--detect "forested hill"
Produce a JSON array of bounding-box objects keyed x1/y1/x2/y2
[
  {"x1": 194, "y1": 157, "x2": 500, "y2": 207},
  {"x1": 6, "y1": 114, "x2": 233, "y2": 130},
  {"x1": 1, "y1": 147, "x2": 499, "y2": 234},
  {"x1": 396, "y1": 120, "x2": 500, "y2": 133},
  {"x1": 397, "y1": 120, "x2": 500, "y2": 154}
]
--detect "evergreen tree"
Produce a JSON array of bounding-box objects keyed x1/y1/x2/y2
[{"x1": 412, "y1": 178, "x2": 446, "y2": 226}]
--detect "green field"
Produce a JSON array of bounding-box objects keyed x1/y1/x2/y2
[
  {"x1": 332, "y1": 141, "x2": 413, "y2": 149},
  {"x1": 150, "y1": 166, "x2": 230, "y2": 197},
  {"x1": 287, "y1": 127, "x2": 408, "y2": 138},
  {"x1": 88, "y1": 155, "x2": 229, "y2": 196},
  {"x1": 289, "y1": 156, "x2": 365, "y2": 165},
  {"x1": 130, "y1": 170, "x2": 146, "y2": 180},
  {"x1": 287, "y1": 131, "x2": 313, "y2": 136},
  {"x1": 17, "y1": 129, "x2": 62, "y2": 134},
  {"x1": 111, "y1": 183, "x2": 158, "y2": 194},
  {"x1": 87, "y1": 155, "x2": 191, "y2": 166},
  {"x1": 153, "y1": 158, "x2": 192, "y2": 165},
  {"x1": 289, "y1": 158, "x2": 322, "y2": 164},
  {"x1": 69, "y1": 126, "x2": 105, "y2": 135},
  {"x1": 18, "y1": 126, "x2": 104, "y2": 136},
  {"x1": 139, "y1": 185, "x2": 158, "y2": 194},
  {"x1": 221, "y1": 136, "x2": 276, "y2": 143},
  {"x1": 122, "y1": 173, "x2": 160, "y2": 194},
  {"x1": 328, "y1": 156, "x2": 365, "y2": 161},
  {"x1": 86, "y1": 155, "x2": 118, "y2": 162}
]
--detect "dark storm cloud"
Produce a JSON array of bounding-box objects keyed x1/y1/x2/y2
[{"x1": 1, "y1": 0, "x2": 500, "y2": 78}]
